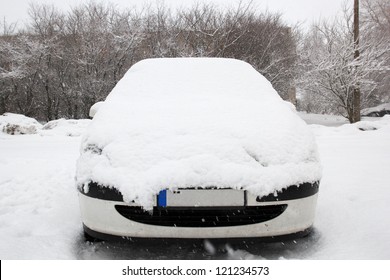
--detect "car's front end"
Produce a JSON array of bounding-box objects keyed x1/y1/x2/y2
[{"x1": 79, "y1": 181, "x2": 319, "y2": 240}]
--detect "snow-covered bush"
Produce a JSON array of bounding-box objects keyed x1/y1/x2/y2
[{"x1": 0, "y1": 113, "x2": 42, "y2": 135}]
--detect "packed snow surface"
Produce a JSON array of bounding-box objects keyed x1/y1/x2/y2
[
  {"x1": 1, "y1": 113, "x2": 390, "y2": 259},
  {"x1": 77, "y1": 58, "x2": 321, "y2": 209}
]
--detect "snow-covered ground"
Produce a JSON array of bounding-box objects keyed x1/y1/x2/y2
[{"x1": 0, "y1": 113, "x2": 389, "y2": 259}]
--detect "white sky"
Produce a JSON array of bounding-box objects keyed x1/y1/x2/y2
[{"x1": 1, "y1": 0, "x2": 347, "y2": 30}]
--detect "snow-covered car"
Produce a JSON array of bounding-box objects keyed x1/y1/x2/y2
[
  {"x1": 361, "y1": 103, "x2": 390, "y2": 117},
  {"x1": 77, "y1": 58, "x2": 321, "y2": 240}
]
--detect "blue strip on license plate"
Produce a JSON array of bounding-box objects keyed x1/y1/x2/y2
[{"x1": 157, "y1": 190, "x2": 167, "y2": 207}]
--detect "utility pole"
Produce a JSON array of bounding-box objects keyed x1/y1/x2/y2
[{"x1": 353, "y1": 0, "x2": 361, "y2": 123}]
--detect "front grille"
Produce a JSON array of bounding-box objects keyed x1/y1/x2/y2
[{"x1": 115, "y1": 205, "x2": 287, "y2": 227}]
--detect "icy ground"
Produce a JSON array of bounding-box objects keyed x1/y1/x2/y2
[{"x1": 0, "y1": 113, "x2": 389, "y2": 259}]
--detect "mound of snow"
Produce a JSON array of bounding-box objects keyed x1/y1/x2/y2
[
  {"x1": 361, "y1": 103, "x2": 390, "y2": 117},
  {"x1": 0, "y1": 113, "x2": 42, "y2": 135},
  {"x1": 298, "y1": 112, "x2": 349, "y2": 127},
  {"x1": 41, "y1": 119, "x2": 91, "y2": 137},
  {"x1": 76, "y1": 58, "x2": 322, "y2": 209},
  {"x1": 352, "y1": 115, "x2": 390, "y2": 131}
]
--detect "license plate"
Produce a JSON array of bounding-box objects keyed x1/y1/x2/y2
[{"x1": 157, "y1": 189, "x2": 245, "y2": 207}]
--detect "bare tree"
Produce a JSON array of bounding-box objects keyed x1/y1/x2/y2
[
  {"x1": 0, "y1": 1, "x2": 298, "y2": 120},
  {"x1": 361, "y1": 0, "x2": 390, "y2": 105},
  {"x1": 298, "y1": 4, "x2": 389, "y2": 122}
]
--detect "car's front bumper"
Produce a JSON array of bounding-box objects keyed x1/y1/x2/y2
[{"x1": 78, "y1": 184, "x2": 319, "y2": 239}]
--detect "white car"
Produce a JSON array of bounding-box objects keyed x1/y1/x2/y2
[{"x1": 77, "y1": 58, "x2": 321, "y2": 240}]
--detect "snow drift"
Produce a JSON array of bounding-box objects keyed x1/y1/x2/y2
[
  {"x1": 41, "y1": 119, "x2": 91, "y2": 137},
  {"x1": 76, "y1": 58, "x2": 322, "y2": 209}
]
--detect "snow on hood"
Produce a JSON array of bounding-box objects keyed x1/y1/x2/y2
[{"x1": 76, "y1": 58, "x2": 322, "y2": 209}]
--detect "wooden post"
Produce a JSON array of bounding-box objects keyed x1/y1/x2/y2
[{"x1": 353, "y1": 0, "x2": 361, "y2": 123}]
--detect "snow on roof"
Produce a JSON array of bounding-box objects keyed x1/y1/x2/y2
[{"x1": 76, "y1": 58, "x2": 322, "y2": 209}]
